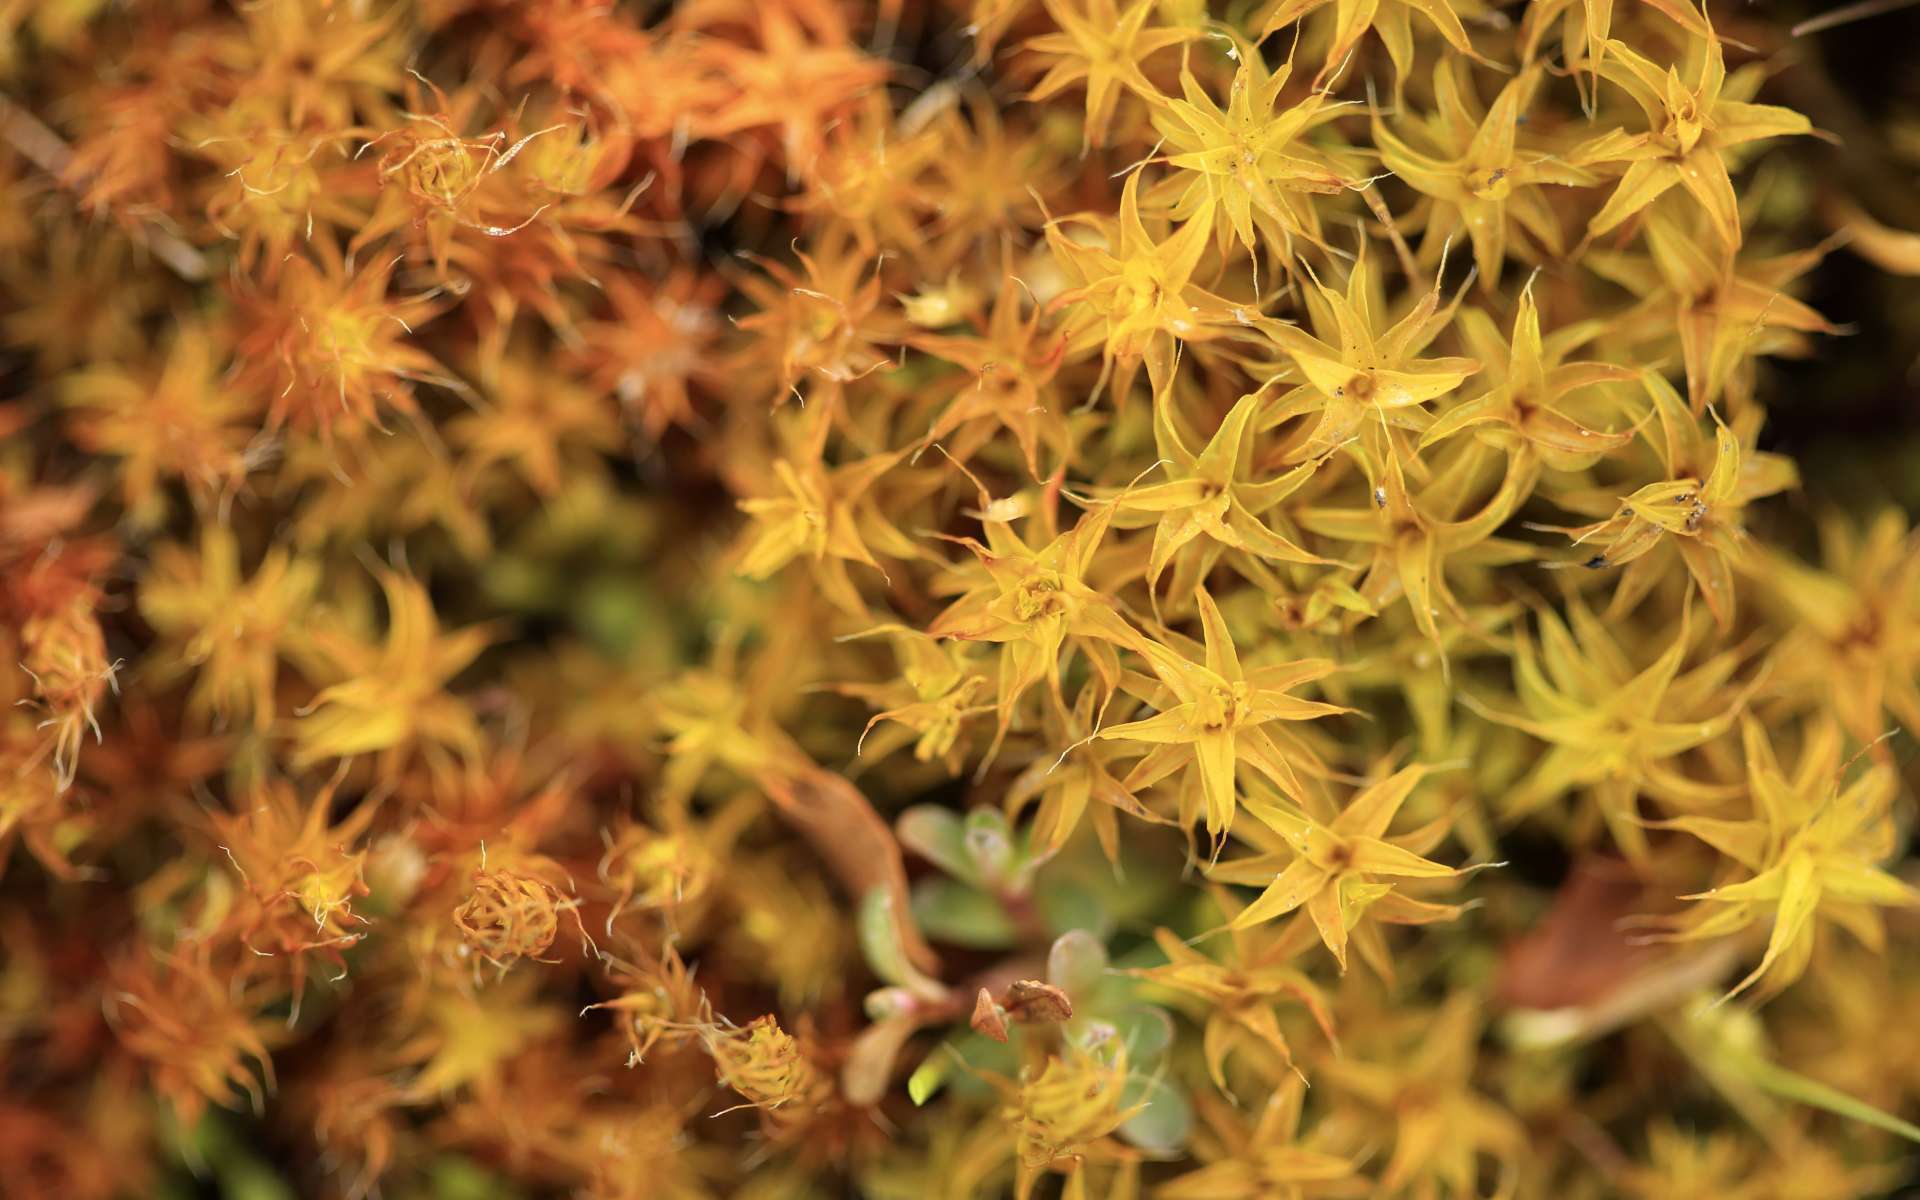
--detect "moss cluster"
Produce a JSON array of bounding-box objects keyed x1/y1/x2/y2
[{"x1": 2, "y1": 1, "x2": 1919, "y2": 1197}]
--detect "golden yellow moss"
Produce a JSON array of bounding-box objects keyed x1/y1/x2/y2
[{"x1": 1, "y1": 0, "x2": 1919, "y2": 1197}]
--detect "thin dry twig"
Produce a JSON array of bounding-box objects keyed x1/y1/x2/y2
[{"x1": 0, "y1": 93, "x2": 209, "y2": 282}]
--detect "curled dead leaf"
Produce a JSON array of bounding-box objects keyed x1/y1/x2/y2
[
  {"x1": 972, "y1": 987, "x2": 1009, "y2": 1043},
  {"x1": 761, "y1": 764, "x2": 940, "y2": 974},
  {"x1": 1002, "y1": 979, "x2": 1073, "y2": 1024}
]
